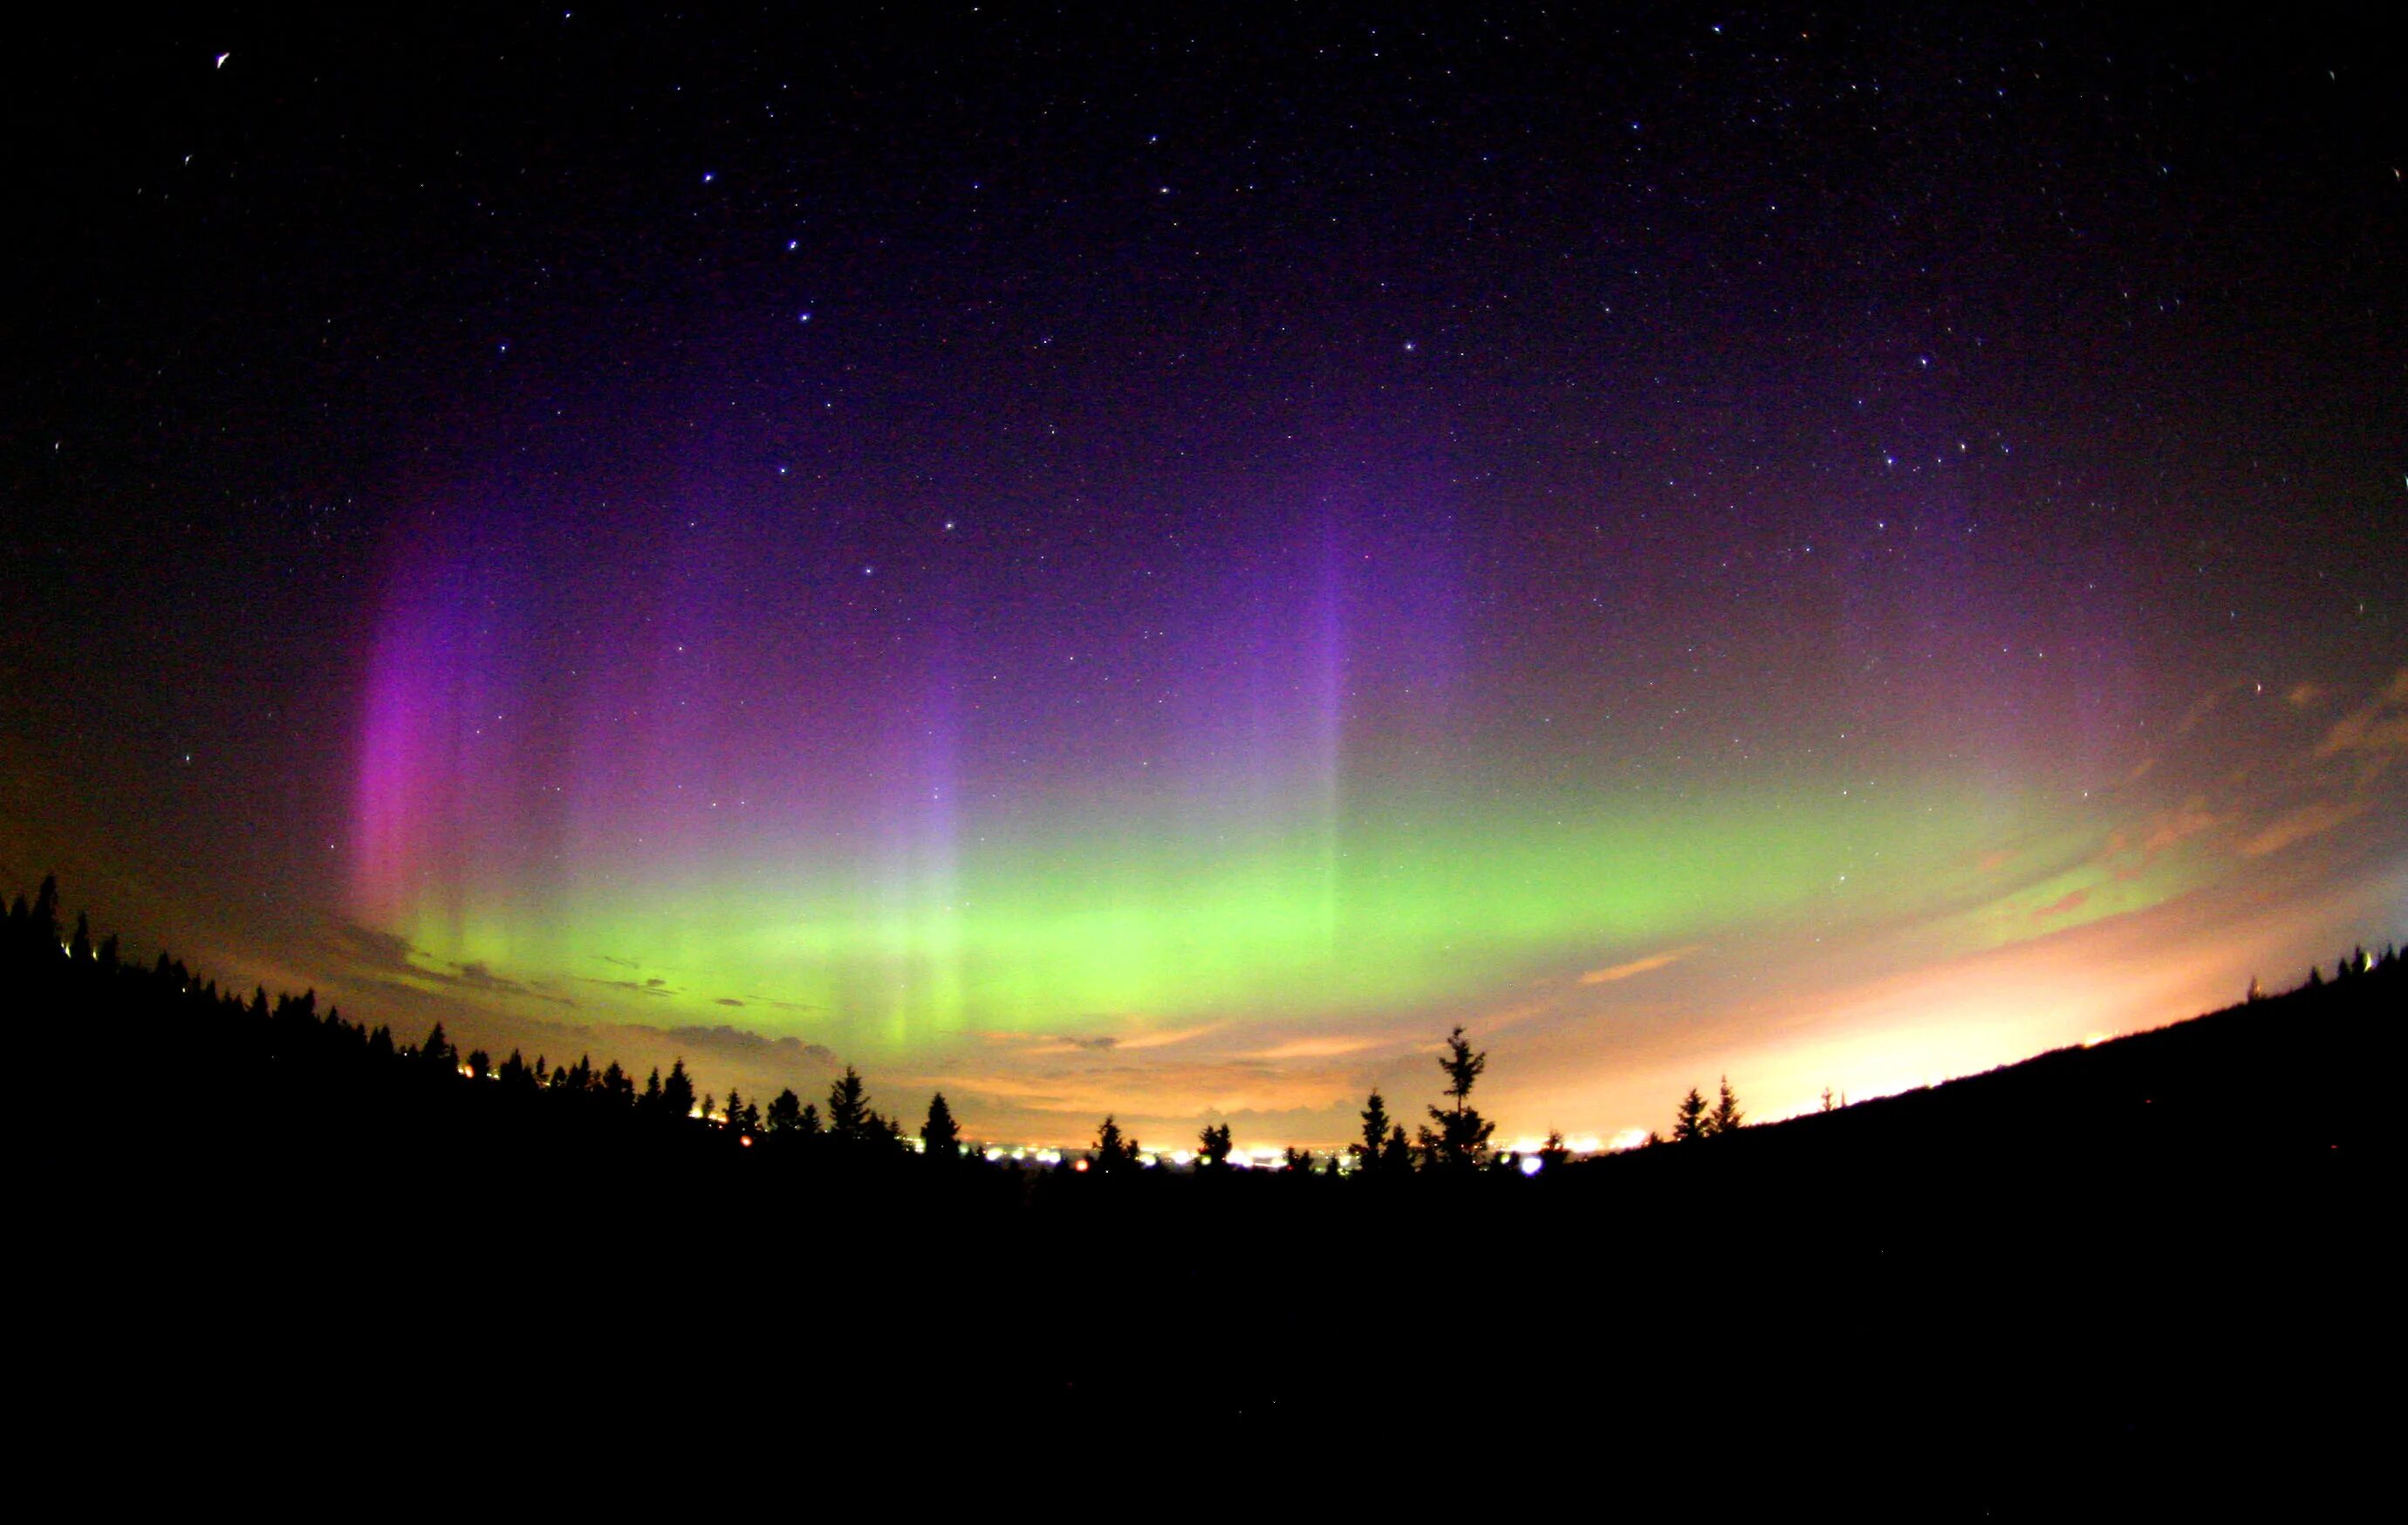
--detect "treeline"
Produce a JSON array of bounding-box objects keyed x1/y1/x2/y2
[
  {"x1": 10, "y1": 873, "x2": 2399, "y2": 1182},
  {"x1": 5, "y1": 874, "x2": 975, "y2": 1177},
  {"x1": 6, "y1": 875, "x2": 1564, "y2": 1181},
  {"x1": 17, "y1": 872, "x2": 2394, "y2": 1501},
  {"x1": 2, "y1": 875, "x2": 1618, "y2": 1176}
]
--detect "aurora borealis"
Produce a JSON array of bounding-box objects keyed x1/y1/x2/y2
[{"x1": 5, "y1": 5, "x2": 2402, "y2": 1148}]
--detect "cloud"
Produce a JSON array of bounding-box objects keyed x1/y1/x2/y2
[
  {"x1": 578, "y1": 976, "x2": 675, "y2": 997},
  {"x1": 715, "y1": 997, "x2": 745, "y2": 1007},
  {"x1": 321, "y1": 922, "x2": 572, "y2": 1005},
  {"x1": 741, "y1": 994, "x2": 815, "y2": 1012},
  {"x1": 323, "y1": 920, "x2": 417, "y2": 974},
  {"x1": 2125, "y1": 796, "x2": 2222, "y2": 857},
  {"x1": 2033, "y1": 888, "x2": 2090, "y2": 919},
  {"x1": 1579, "y1": 946, "x2": 1698, "y2": 985},
  {"x1": 626, "y1": 1023, "x2": 837, "y2": 1067},
  {"x1": 2285, "y1": 682, "x2": 2324, "y2": 709},
  {"x1": 1242, "y1": 1036, "x2": 1380, "y2": 1060},
  {"x1": 450, "y1": 960, "x2": 524, "y2": 995},
  {"x1": 2239, "y1": 798, "x2": 2374, "y2": 858},
  {"x1": 1016, "y1": 1023, "x2": 1220, "y2": 1055},
  {"x1": 2314, "y1": 668, "x2": 2408, "y2": 761},
  {"x1": 2173, "y1": 680, "x2": 2245, "y2": 735}
]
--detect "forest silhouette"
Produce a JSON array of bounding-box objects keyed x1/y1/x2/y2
[{"x1": 13, "y1": 875, "x2": 2390, "y2": 1506}]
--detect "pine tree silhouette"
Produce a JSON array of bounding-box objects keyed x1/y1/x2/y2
[
  {"x1": 1199, "y1": 1120, "x2": 1234, "y2": 1168},
  {"x1": 1417, "y1": 1025, "x2": 1495, "y2": 1169},
  {"x1": 1673, "y1": 1086, "x2": 1709, "y2": 1142},
  {"x1": 1707, "y1": 1076, "x2": 1744, "y2": 1136},
  {"x1": 920, "y1": 1091, "x2": 961, "y2": 1158},
  {"x1": 1354, "y1": 1091, "x2": 1392, "y2": 1173}
]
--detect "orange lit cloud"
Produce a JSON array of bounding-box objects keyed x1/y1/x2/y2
[
  {"x1": 1579, "y1": 946, "x2": 1699, "y2": 984},
  {"x1": 2314, "y1": 667, "x2": 2408, "y2": 761},
  {"x1": 2034, "y1": 887, "x2": 2090, "y2": 919},
  {"x1": 2240, "y1": 798, "x2": 2374, "y2": 858},
  {"x1": 1243, "y1": 1035, "x2": 1382, "y2": 1060}
]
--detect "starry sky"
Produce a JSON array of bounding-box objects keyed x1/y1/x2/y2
[{"x1": 4, "y1": 3, "x2": 2402, "y2": 1148}]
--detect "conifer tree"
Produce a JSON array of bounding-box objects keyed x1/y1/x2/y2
[
  {"x1": 921, "y1": 1091, "x2": 961, "y2": 1158},
  {"x1": 1672, "y1": 1086, "x2": 1709, "y2": 1143},
  {"x1": 1355, "y1": 1091, "x2": 1392, "y2": 1173},
  {"x1": 31, "y1": 874, "x2": 58, "y2": 948},
  {"x1": 1707, "y1": 1076, "x2": 1744, "y2": 1136},
  {"x1": 765, "y1": 1087, "x2": 805, "y2": 1134},
  {"x1": 1199, "y1": 1120, "x2": 1234, "y2": 1168},
  {"x1": 1417, "y1": 1025, "x2": 1495, "y2": 1169},
  {"x1": 1093, "y1": 1115, "x2": 1139, "y2": 1172},
  {"x1": 662, "y1": 1058, "x2": 696, "y2": 1118},
  {"x1": 827, "y1": 1066, "x2": 872, "y2": 1141}
]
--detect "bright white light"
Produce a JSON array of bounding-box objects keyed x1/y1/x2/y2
[{"x1": 1519, "y1": 1155, "x2": 1544, "y2": 1176}]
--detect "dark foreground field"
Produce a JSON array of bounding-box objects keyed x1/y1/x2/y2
[{"x1": 17, "y1": 904, "x2": 2391, "y2": 1510}]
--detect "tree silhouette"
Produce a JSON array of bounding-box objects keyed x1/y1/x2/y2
[
  {"x1": 1354, "y1": 1090, "x2": 1392, "y2": 1173},
  {"x1": 921, "y1": 1091, "x2": 961, "y2": 1159},
  {"x1": 661, "y1": 1058, "x2": 697, "y2": 1119},
  {"x1": 1382, "y1": 1123, "x2": 1413, "y2": 1173},
  {"x1": 1537, "y1": 1130, "x2": 1570, "y2": 1169},
  {"x1": 764, "y1": 1087, "x2": 806, "y2": 1134},
  {"x1": 1707, "y1": 1076, "x2": 1743, "y2": 1136},
  {"x1": 31, "y1": 874, "x2": 58, "y2": 948},
  {"x1": 1672, "y1": 1086, "x2": 1709, "y2": 1142},
  {"x1": 827, "y1": 1066, "x2": 872, "y2": 1142},
  {"x1": 1199, "y1": 1120, "x2": 1234, "y2": 1168},
  {"x1": 1093, "y1": 1115, "x2": 1141, "y2": 1173},
  {"x1": 1417, "y1": 1025, "x2": 1495, "y2": 1169},
  {"x1": 417, "y1": 1022, "x2": 455, "y2": 1076}
]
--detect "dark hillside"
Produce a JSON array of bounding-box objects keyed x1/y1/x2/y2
[{"x1": 14, "y1": 881, "x2": 2391, "y2": 1508}]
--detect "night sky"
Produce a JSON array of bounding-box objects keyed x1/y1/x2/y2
[{"x1": 5, "y1": 4, "x2": 2401, "y2": 1148}]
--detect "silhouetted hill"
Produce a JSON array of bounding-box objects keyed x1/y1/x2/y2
[{"x1": 13, "y1": 879, "x2": 2392, "y2": 1510}]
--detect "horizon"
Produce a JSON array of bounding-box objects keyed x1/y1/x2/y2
[{"x1": 4, "y1": 6, "x2": 2402, "y2": 1151}]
